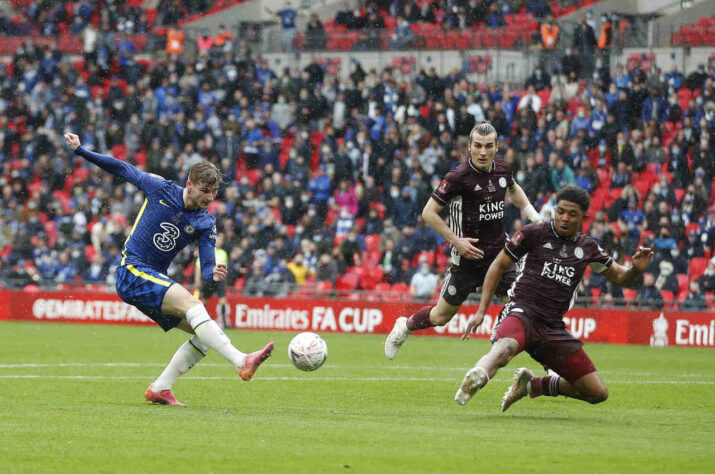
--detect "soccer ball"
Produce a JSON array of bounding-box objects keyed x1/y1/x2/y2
[{"x1": 288, "y1": 332, "x2": 328, "y2": 371}]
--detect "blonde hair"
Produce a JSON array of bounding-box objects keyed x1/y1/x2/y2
[{"x1": 188, "y1": 161, "x2": 223, "y2": 189}]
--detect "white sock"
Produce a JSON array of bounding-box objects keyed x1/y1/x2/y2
[
  {"x1": 151, "y1": 336, "x2": 208, "y2": 391},
  {"x1": 186, "y1": 304, "x2": 245, "y2": 370}
]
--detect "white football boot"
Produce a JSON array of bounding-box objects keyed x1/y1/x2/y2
[
  {"x1": 500, "y1": 367, "x2": 534, "y2": 412},
  {"x1": 384, "y1": 317, "x2": 412, "y2": 360},
  {"x1": 454, "y1": 366, "x2": 489, "y2": 406}
]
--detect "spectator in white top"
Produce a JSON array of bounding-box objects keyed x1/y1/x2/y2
[
  {"x1": 517, "y1": 85, "x2": 542, "y2": 113},
  {"x1": 410, "y1": 260, "x2": 439, "y2": 302}
]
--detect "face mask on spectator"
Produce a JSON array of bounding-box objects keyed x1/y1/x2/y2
[
  {"x1": 661, "y1": 268, "x2": 672, "y2": 276},
  {"x1": 696, "y1": 97, "x2": 703, "y2": 106},
  {"x1": 599, "y1": 144, "x2": 607, "y2": 153},
  {"x1": 617, "y1": 139, "x2": 625, "y2": 146},
  {"x1": 671, "y1": 250, "x2": 680, "y2": 258},
  {"x1": 390, "y1": 190, "x2": 399, "y2": 199},
  {"x1": 516, "y1": 172, "x2": 525, "y2": 182}
]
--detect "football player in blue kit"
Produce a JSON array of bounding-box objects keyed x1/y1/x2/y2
[{"x1": 64, "y1": 133, "x2": 274, "y2": 406}]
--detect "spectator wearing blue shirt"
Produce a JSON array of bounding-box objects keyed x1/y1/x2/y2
[
  {"x1": 266, "y1": 1, "x2": 301, "y2": 52},
  {"x1": 392, "y1": 187, "x2": 419, "y2": 228},
  {"x1": 54, "y1": 249, "x2": 77, "y2": 283},
  {"x1": 575, "y1": 164, "x2": 595, "y2": 194},
  {"x1": 611, "y1": 64, "x2": 630, "y2": 90},
  {"x1": 619, "y1": 197, "x2": 644, "y2": 250},
  {"x1": 604, "y1": 83, "x2": 619, "y2": 109},
  {"x1": 255, "y1": 59, "x2": 277, "y2": 85},
  {"x1": 570, "y1": 107, "x2": 590, "y2": 137},
  {"x1": 84, "y1": 253, "x2": 108, "y2": 282},
  {"x1": 308, "y1": 166, "x2": 332, "y2": 217},
  {"x1": 654, "y1": 226, "x2": 677, "y2": 252},
  {"x1": 664, "y1": 65, "x2": 684, "y2": 90},
  {"x1": 641, "y1": 88, "x2": 668, "y2": 124},
  {"x1": 590, "y1": 99, "x2": 608, "y2": 134}
]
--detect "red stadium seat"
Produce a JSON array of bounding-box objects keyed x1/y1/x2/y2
[
  {"x1": 623, "y1": 289, "x2": 637, "y2": 301},
  {"x1": 375, "y1": 282, "x2": 392, "y2": 293},
  {"x1": 336, "y1": 273, "x2": 359, "y2": 291},
  {"x1": 365, "y1": 234, "x2": 380, "y2": 250},
  {"x1": 688, "y1": 257, "x2": 707, "y2": 281},
  {"x1": 706, "y1": 292, "x2": 715, "y2": 310},
  {"x1": 676, "y1": 273, "x2": 689, "y2": 295},
  {"x1": 366, "y1": 250, "x2": 381, "y2": 267},
  {"x1": 661, "y1": 290, "x2": 674, "y2": 308}
]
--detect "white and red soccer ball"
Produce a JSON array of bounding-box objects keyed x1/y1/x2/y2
[{"x1": 288, "y1": 332, "x2": 328, "y2": 371}]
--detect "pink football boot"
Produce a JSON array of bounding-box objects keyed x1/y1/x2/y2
[
  {"x1": 238, "y1": 342, "x2": 275, "y2": 381},
  {"x1": 145, "y1": 386, "x2": 186, "y2": 406}
]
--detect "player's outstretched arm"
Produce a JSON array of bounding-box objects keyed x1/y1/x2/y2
[
  {"x1": 64, "y1": 132, "x2": 144, "y2": 189},
  {"x1": 422, "y1": 198, "x2": 484, "y2": 260},
  {"x1": 462, "y1": 250, "x2": 515, "y2": 340},
  {"x1": 603, "y1": 246, "x2": 654, "y2": 287},
  {"x1": 508, "y1": 183, "x2": 542, "y2": 223}
]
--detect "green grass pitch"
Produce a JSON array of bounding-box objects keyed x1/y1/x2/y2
[{"x1": 0, "y1": 321, "x2": 713, "y2": 473}]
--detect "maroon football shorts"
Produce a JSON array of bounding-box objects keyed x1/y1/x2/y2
[
  {"x1": 440, "y1": 264, "x2": 515, "y2": 306},
  {"x1": 494, "y1": 310, "x2": 597, "y2": 384}
]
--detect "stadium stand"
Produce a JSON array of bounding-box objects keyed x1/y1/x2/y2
[
  {"x1": 671, "y1": 15, "x2": 715, "y2": 47},
  {"x1": 296, "y1": 0, "x2": 605, "y2": 52}
]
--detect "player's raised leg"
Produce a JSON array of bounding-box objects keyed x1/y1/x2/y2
[
  {"x1": 162, "y1": 284, "x2": 274, "y2": 380},
  {"x1": 385, "y1": 297, "x2": 460, "y2": 359}
]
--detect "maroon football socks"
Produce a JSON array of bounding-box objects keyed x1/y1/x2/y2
[
  {"x1": 406, "y1": 306, "x2": 434, "y2": 331},
  {"x1": 529, "y1": 376, "x2": 561, "y2": 398}
]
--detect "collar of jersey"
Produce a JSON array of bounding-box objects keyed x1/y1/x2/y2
[
  {"x1": 550, "y1": 221, "x2": 580, "y2": 241},
  {"x1": 468, "y1": 158, "x2": 494, "y2": 174}
]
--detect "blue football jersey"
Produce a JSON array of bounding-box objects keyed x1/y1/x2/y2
[{"x1": 75, "y1": 146, "x2": 217, "y2": 281}]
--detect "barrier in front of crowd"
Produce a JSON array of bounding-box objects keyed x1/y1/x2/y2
[{"x1": 0, "y1": 289, "x2": 712, "y2": 349}]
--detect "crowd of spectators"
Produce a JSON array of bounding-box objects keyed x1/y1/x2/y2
[
  {"x1": 0, "y1": 0, "x2": 221, "y2": 37},
  {"x1": 0, "y1": 9, "x2": 713, "y2": 308},
  {"x1": 297, "y1": 0, "x2": 603, "y2": 51}
]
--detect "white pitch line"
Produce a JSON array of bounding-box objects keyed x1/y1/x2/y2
[
  {"x1": 0, "y1": 374, "x2": 713, "y2": 384},
  {"x1": 0, "y1": 363, "x2": 712, "y2": 378}
]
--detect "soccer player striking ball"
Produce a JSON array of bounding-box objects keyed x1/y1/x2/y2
[
  {"x1": 64, "y1": 133, "x2": 274, "y2": 406},
  {"x1": 454, "y1": 185, "x2": 653, "y2": 410},
  {"x1": 384, "y1": 122, "x2": 542, "y2": 359}
]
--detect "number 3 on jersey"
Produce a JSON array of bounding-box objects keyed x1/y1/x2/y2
[{"x1": 154, "y1": 222, "x2": 180, "y2": 251}]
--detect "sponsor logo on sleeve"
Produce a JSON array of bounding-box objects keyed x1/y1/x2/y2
[{"x1": 438, "y1": 180, "x2": 450, "y2": 194}]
